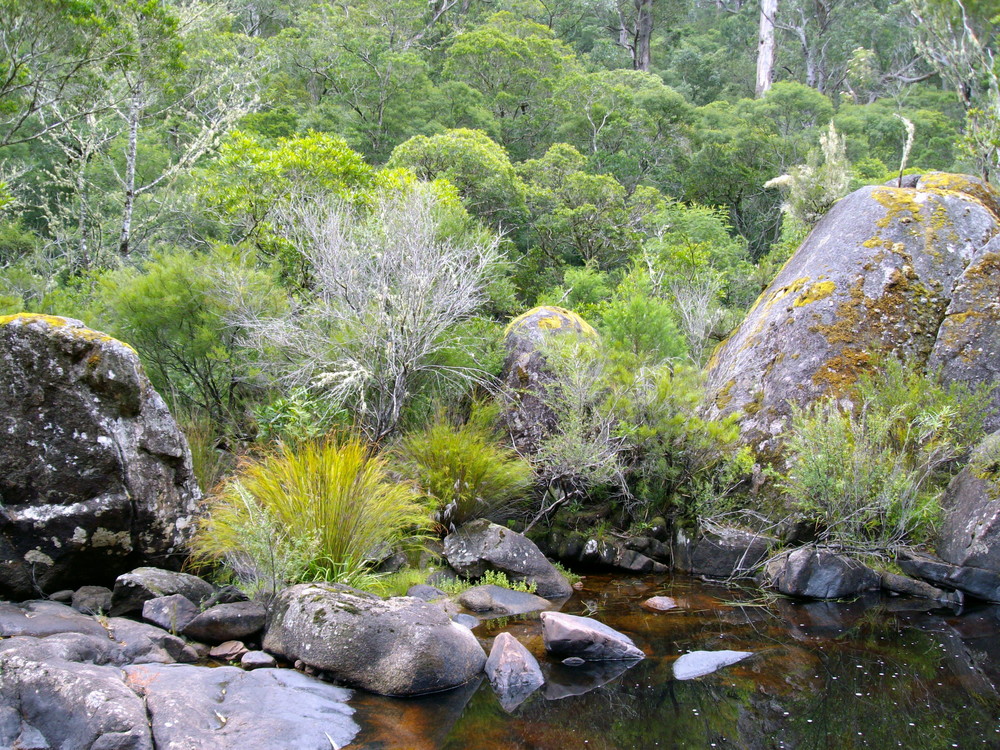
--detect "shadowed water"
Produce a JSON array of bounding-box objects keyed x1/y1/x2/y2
[{"x1": 347, "y1": 574, "x2": 1000, "y2": 749}]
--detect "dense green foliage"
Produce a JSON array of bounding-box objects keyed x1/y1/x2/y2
[{"x1": 0, "y1": 0, "x2": 990, "y2": 565}]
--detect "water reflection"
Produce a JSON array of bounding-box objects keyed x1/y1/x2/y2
[{"x1": 347, "y1": 574, "x2": 1000, "y2": 749}]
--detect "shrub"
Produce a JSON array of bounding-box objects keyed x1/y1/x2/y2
[
  {"x1": 395, "y1": 409, "x2": 533, "y2": 530},
  {"x1": 190, "y1": 437, "x2": 426, "y2": 592},
  {"x1": 782, "y1": 358, "x2": 994, "y2": 549}
]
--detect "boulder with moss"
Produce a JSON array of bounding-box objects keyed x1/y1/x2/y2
[
  {"x1": 501, "y1": 305, "x2": 598, "y2": 453},
  {"x1": 704, "y1": 173, "x2": 1000, "y2": 458},
  {"x1": 0, "y1": 314, "x2": 201, "y2": 599}
]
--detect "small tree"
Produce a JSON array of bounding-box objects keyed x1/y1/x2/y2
[
  {"x1": 236, "y1": 186, "x2": 503, "y2": 442},
  {"x1": 765, "y1": 121, "x2": 851, "y2": 227}
]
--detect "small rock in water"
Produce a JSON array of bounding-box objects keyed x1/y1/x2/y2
[
  {"x1": 452, "y1": 613, "x2": 479, "y2": 629},
  {"x1": 209, "y1": 640, "x2": 249, "y2": 662},
  {"x1": 672, "y1": 650, "x2": 753, "y2": 680},
  {"x1": 640, "y1": 596, "x2": 678, "y2": 612},
  {"x1": 241, "y1": 650, "x2": 277, "y2": 670},
  {"x1": 562, "y1": 657, "x2": 586, "y2": 666}
]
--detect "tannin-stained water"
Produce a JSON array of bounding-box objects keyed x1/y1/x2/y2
[{"x1": 346, "y1": 573, "x2": 1000, "y2": 749}]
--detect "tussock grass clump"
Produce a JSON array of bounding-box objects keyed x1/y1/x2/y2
[
  {"x1": 396, "y1": 411, "x2": 533, "y2": 529},
  {"x1": 191, "y1": 436, "x2": 426, "y2": 592}
]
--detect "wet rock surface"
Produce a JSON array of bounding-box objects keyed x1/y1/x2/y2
[
  {"x1": 672, "y1": 649, "x2": 754, "y2": 680},
  {"x1": 675, "y1": 525, "x2": 775, "y2": 578},
  {"x1": 765, "y1": 547, "x2": 880, "y2": 600},
  {"x1": 484, "y1": 632, "x2": 545, "y2": 712},
  {"x1": 263, "y1": 583, "x2": 487, "y2": 696},
  {"x1": 0, "y1": 314, "x2": 201, "y2": 599},
  {"x1": 458, "y1": 584, "x2": 553, "y2": 616},
  {"x1": 444, "y1": 519, "x2": 573, "y2": 598},
  {"x1": 540, "y1": 611, "x2": 644, "y2": 661}
]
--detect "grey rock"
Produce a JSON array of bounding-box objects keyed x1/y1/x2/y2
[
  {"x1": 452, "y1": 613, "x2": 479, "y2": 629},
  {"x1": 704, "y1": 174, "x2": 1000, "y2": 457},
  {"x1": 561, "y1": 657, "x2": 585, "y2": 666},
  {"x1": 111, "y1": 566, "x2": 215, "y2": 616},
  {"x1": 210, "y1": 640, "x2": 249, "y2": 662},
  {"x1": 485, "y1": 632, "x2": 544, "y2": 712},
  {"x1": 0, "y1": 599, "x2": 109, "y2": 639},
  {"x1": 124, "y1": 663, "x2": 359, "y2": 750},
  {"x1": 201, "y1": 584, "x2": 251, "y2": 607},
  {"x1": 765, "y1": 547, "x2": 880, "y2": 599},
  {"x1": 937, "y1": 430, "x2": 1000, "y2": 573},
  {"x1": 241, "y1": 650, "x2": 276, "y2": 670},
  {"x1": 880, "y1": 571, "x2": 963, "y2": 604},
  {"x1": 501, "y1": 306, "x2": 599, "y2": 453},
  {"x1": 444, "y1": 519, "x2": 572, "y2": 599},
  {"x1": 107, "y1": 616, "x2": 197, "y2": 664},
  {"x1": 675, "y1": 526, "x2": 775, "y2": 578},
  {"x1": 407, "y1": 583, "x2": 447, "y2": 601},
  {"x1": 899, "y1": 550, "x2": 1000, "y2": 602},
  {"x1": 71, "y1": 585, "x2": 113, "y2": 615},
  {"x1": 672, "y1": 650, "x2": 753, "y2": 680},
  {"x1": 640, "y1": 596, "x2": 678, "y2": 611},
  {"x1": 142, "y1": 593, "x2": 200, "y2": 633},
  {"x1": 457, "y1": 584, "x2": 552, "y2": 616},
  {"x1": 49, "y1": 589, "x2": 73, "y2": 602},
  {"x1": 0, "y1": 314, "x2": 201, "y2": 599},
  {"x1": 263, "y1": 583, "x2": 487, "y2": 696},
  {"x1": 540, "y1": 611, "x2": 644, "y2": 661},
  {"x1": 0, "y1": 636, "x2": 154, "y2": 749},
  {"x1": 182, "y1": 601, "x2": 266, "y2": 643}
]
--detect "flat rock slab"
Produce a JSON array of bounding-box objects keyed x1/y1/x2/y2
[
  {"x1": 124, "y1": 664, "x2": 358, "y2": 750},
  {"x1": 672, "y1": 650, "x2": 753, "y2": 680},
  {"x1": 0, "y1": 600, "x2": 110, "y2": 639},
  {"x1": 540, "y1": 611, "x2": 644, "y2": 661},
  {"x1": 485, "y1": 632, "x2": 544, "y2": 712},
  {"x1": 264, "y1": 583, "x2": 487, "y2": 696},
  {"x1": 458, "y1": 585, "x2": 552, "y2": 616}
]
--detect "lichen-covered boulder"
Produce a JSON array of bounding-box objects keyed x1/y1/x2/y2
[
  {"x1": 262, "y1": 583, "x2": 487, "y2": 697},
  {"x1": 705, "y1": 173, "x2": 1000, "y2": 457},
  {"x1": 501, "y1": 305, "x2": 598, "y2": 453},
  {"x1": 0, "y1": 314, "x2": 201, "y2": 598},
  {"x1": 937, "y1": 429, "x2": 1000, "y2": 575},
  {"x1": 444, "y1": 519, "x2": 573, "y2": 598}
]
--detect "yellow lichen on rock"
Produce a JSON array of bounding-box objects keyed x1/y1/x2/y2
[
  {"x1": 0, "y1": 312, "x2": 136, "y2": 354},
  {"x1": 504, "y1": 305, "x2": 598, "y2": 339},
  {"x1": 793, "y1": 280, "x2": 836, "y2": 307},
  {"x1": 917, "y1": 172, "x2": 1000, "y2": 221}
]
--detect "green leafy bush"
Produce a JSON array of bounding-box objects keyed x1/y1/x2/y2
[
  {"x1": 190, "y1": 437, "x2": 426, "y2": 591},
  {"x1": 395, "y1": 409, "x2": 533, "y2": 529},
  {"x1": 782, "y1": 358, "x2": 994, "y2": 549}
]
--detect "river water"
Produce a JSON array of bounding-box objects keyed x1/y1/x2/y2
[{"x1": 346, "y1": 573, "x2": 1000, "y2": 749}]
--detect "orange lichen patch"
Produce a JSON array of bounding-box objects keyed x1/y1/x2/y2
[
  {"x1": 811, "y1": 348, "x2": 874, "y2": 395},
  {"x1": 917, "y1": 171, "x2": 1000, "y2": 221},
  {"x1": 793, "y1": 280, "x2": 836, "y2": 307},
  {"x1": 504, "y1": 305, "x2": 598, "y2": 338}
]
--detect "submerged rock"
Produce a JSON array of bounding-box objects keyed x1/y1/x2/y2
[
  {"x1": 540, "y1": 611, "x2": 644, "y2": 661},
  {"x1": 0, "y1": 314, "x2": 201, "y2": 599},
  {"x1": 444, "y1": 519, "x2": 573, "y2": 598},
  {"x1": 484, "y1": 632, "x2": 545, "y2": 712},
  {"x1": 672, "y1": 650, "x2": 753, "y2": 680},
  {"x1": 263, "y1": 583, "x2": 487, "y2": 696},
  {"x1": 641, "y1": 596, "x2": 678, "y2": 612},
  {"x1": 704, "y1": 173, "x2": 1000, "y2": 457}
]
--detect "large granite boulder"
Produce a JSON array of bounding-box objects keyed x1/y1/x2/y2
[
  {"x1": 704, "y1": 173, "x2": 1000, "y2": 457},
  {"x1": 938, "y1": 429, "x2": 1000, "y2": 574},
  {"x1": 111, "y1": 566, "x2": 216, "y2": 616},
  {"x1": 263, "y1": 583, "x2": 487, "y2": 696},
  {"x1": 0, "y1": 314, "x2": 201, "y2": 598},
  {"x1": 764, "y1": 547, "x2": 880, "y2": 600},
  {"x1": 501, "y1": 305, "x2": 598, "y2": 453},
  {"x1": 444, "y1": 519, "x2": 573, "y2": 598}
]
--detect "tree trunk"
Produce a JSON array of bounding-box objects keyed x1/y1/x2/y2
[
  {"x1": 756, "y1": 0, "x2": 778, "y2": 96},
  {"x1": 634, "y1": 0, "x2": 653, "y2": 72},
  {"x1": 118, "y1": 86, "x2": 141, "y2": 256}
]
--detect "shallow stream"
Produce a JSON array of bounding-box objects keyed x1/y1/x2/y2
[{"x1": 347, "y1": 573, "x2": 1000, "y2": 749}]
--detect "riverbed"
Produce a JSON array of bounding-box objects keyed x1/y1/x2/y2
[{"x1": 347, "y1": 573, "x2": 1000, "y2": 749}]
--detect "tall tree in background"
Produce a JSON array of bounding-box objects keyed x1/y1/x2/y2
[
  {"x1": 756, "y1": 0, "x2": 778, "y2": 95},
  {"x1": 612, "y1": 0, "x2": 655, "y2": 71}
]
